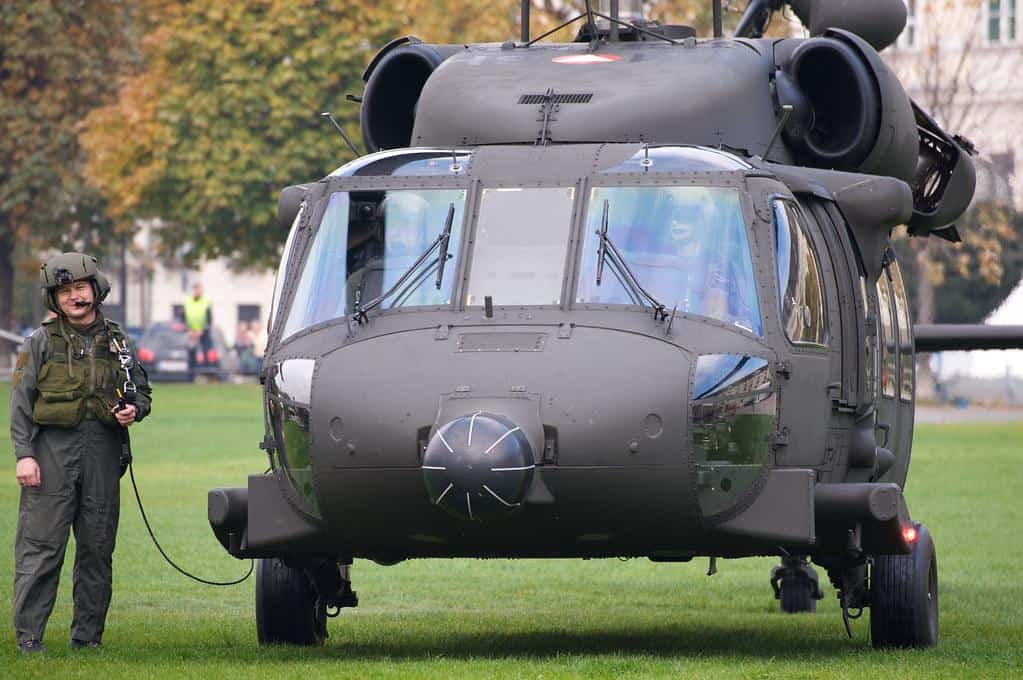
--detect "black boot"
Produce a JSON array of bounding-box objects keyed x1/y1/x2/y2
[{"x1": 69, "y1": 639, "x2": 102, "y2": 650}]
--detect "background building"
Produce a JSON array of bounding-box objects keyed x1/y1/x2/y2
[{"x1": 105, "y1": 221, "x2": 277, "y2": 344}]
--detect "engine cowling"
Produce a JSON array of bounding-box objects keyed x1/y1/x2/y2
[
  {"x1": 779, "y1": 29, "x2": 918, "y2": 182},
  {"x1": 360, "y1": 37, "x2": 462, "y2": 152},
  {"x1": 778, "y1": 28, "x2": 975, "y2": 235}
]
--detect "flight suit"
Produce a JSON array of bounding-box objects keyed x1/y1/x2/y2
[{"x1": 10, "y1": 314, "x2": 152, "y2": 645}]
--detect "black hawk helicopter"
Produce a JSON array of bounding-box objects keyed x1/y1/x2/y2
[{"x1": 207, "y1": 0, "x2": 1023, "y2": 648}]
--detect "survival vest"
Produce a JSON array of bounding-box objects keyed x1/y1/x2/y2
[{"x1": 32, "y1": 318, "x2": 131, "y2": 428}]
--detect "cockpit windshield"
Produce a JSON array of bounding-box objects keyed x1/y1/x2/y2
[
  {"x1": 575, "y1": 186, "x2": 762, "y2": 335},
  {"x1": 281, "y1": 188, "x2": 467, "y2": 339}
]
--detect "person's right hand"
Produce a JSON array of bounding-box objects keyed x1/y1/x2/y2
[{"x1": 15, "y1": 457, "x2": 40, "y2": 488}]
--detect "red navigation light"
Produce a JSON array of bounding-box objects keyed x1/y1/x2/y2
[
  {"x1": 902, "y1": 526, "x2": 918, "y2": 544},
  {"x1": 138, "y1": 348, "x2": 155, "y2": 363}
]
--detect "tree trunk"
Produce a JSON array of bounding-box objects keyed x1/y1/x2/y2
[{"x1": 0, "y1": 231, "x2": 14, "y2": 331}]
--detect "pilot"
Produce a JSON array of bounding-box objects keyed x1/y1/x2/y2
[
  {"x1": 657, "y1": 191, "x2": 755, "y2": 330},
  {"x1": 10, "y1": 253, "x2": 153, "y2": 653},
  {"x1": 660, "y1": 192, "x2": 728, "y2": 318}
]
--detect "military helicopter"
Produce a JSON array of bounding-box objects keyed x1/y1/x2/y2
[{"x1": 207, "y1": 0, "x2": 1023, "y2": 648}]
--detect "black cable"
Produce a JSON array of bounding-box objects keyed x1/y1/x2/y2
[{"x1": 129, "y1": 462, "x2": 254, "y2": 586}]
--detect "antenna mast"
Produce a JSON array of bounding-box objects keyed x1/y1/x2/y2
[
  {"x1": 521, "y1": 0, "x2": 530, "y2": 42},
  {"x1": 712, "y1": 0, "x2": 723, "y2": 37}
]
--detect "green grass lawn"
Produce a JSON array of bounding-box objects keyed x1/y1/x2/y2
[{"x1": 0, "y1": 383, "x2": 1020, "y2": 678}]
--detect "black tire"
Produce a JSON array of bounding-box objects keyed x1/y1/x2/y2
[
  {"x1": 870, "y1": 523, "x2": 938, "y2": 648},
  {"x1": 779, "y1": 576, "x2": 818, "y2": 614},
  {"x1": 255, "y1": 558, "x2": 327, "y2": 646}
]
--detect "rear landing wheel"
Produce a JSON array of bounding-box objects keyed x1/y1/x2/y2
[
  {"x1": 256, "y1": 558, "x2": 327, "y2": 646},
  {"x1": 771, "y1": 556, "x2": 823, "y2": 614},
  {"x1": 780, "y1": 576, "x2": 818, "y2": 613},
  {"x1": 870, "y1": 523, "x2": 938, "y2": 648}
]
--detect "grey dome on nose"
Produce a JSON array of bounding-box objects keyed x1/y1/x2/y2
[{"x1": 422, "y1": 412, "x2": 534, "y2": 521}]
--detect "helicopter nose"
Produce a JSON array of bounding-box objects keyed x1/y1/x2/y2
[{"x1": 422, "y1": 412, "x2": 534, "y2": 521}]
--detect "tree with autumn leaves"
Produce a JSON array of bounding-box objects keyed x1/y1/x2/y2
[{"x1": 0, "y1": 1, "x2": 140, "y2": 328}]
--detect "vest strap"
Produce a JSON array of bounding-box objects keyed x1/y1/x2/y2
[{"x1": 107, "y1": 324, "x2": 138, "y2": 406}]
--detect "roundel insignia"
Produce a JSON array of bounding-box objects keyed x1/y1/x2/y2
[{"x1": 552, "y1": 54, "x2": 621, "y2": 64}]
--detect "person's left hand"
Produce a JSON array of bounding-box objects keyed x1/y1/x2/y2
[{"x1": 112, "y1": 403, "x2": 137, "y2": 427}]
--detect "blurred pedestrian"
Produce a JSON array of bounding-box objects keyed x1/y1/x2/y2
[
  {"x1": 235, "y1": 320, "x2": 258, "y2": 374},
  {"x1": 183, "y1": 282, "x2": 212, "y2": 367},
  {"x1": 234, "y1": 320, "x2": 252, "y2": 354},
  {"x1": 250, "y1": 320, "x2": 267, "y2": 361}
]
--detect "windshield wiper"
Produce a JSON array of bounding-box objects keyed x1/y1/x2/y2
[
  {"x1": 594, "y1": 199, "x2": 670, "y2": 322},
  {"x1": 434, "y1": 202, "x2": 456, "y2": 290},
  {"x1": 354, "y1": 202, "x2": 455, "y2": 324}
]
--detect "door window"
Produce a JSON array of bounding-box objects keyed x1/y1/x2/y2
[
  {"x1": 876, "y1": 272, "x2": 897, "y2": 399},
  {"x1": 774, "y1": 200, "x2": 827, "y2": 346},
  {"x1": 889, "y1": 261, "x2": 914, "y2": 402}
]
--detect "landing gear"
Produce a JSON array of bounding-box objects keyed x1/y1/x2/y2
[
  {"x1": 255, "y1": 557, "x2": 359, "y2": 646},
  {"x1": 771, "y1": 556, "x2": 824, "y2": 613},
  {"x1": 870, "y1": 523, "x2": 938, "y2": 648},
  {"x1": 255, "y1": 558, "x2": 327, "y2": 646}
]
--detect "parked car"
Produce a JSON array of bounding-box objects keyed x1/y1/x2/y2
[{"x1": 137, "y1": 321, "x2": 233, "y2": 382}]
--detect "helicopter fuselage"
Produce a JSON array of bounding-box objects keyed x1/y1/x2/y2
[{"x1": 210, "y1": 143, "x2": 917, "y2": 565}]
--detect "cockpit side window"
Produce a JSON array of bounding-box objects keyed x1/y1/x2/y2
[
  {"x1": 281, "y1": 188, "x2": 467, "y2": 339},
  {"x1": 575, "y1": 185, "x2": 762, "y2": 334},
  {"x1": 268, "y1": 203, "x2": 303, "y2": 335},
  {"x1": 774, "y1": 200, "x2": 828, "y2": 346}
]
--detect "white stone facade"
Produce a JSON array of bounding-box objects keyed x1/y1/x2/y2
[{"x1": 111, "y1": 221, "x2": 278, "y2": 343}]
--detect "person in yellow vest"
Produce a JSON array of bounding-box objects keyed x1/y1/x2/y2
[
  {"x1": 11, "y1": 253, "x2": 152, "y2": 653},
  {"x1": 183, "y1": 282, "x2": 213, "y2": 367}
]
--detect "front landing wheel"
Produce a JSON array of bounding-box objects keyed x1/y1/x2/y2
[
  {"x1": 870, "y1": 523, "x2": 938, "y2": 648},
  {"x1": 256, "y1": 558, "x2": 327, "y2": 646}
]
